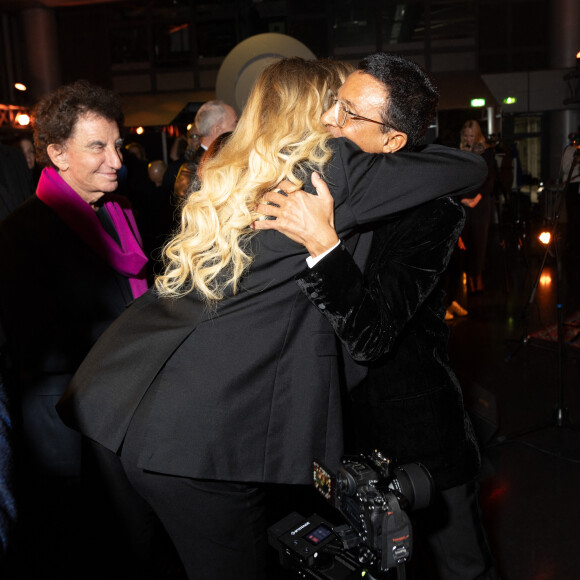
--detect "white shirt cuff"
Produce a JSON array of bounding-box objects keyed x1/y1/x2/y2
[{"x1": 306, "y1": 241, "x2": 341, "y2": 268}]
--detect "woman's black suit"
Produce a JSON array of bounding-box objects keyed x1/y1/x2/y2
[{"x1": 58, "y1": 138, "x2": 486, "y2": 578}]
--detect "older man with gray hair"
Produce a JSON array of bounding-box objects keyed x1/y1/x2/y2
[{"x1": 166, "y1": 100, "x2": 237, "y2": 198}]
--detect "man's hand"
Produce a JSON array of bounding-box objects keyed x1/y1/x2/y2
[
  {"x1": 253, "y1": 172, "x2": 339, "y2": 257},
  {"x1": 461, "y1": 193, "x2": 482, "y2": 208}
]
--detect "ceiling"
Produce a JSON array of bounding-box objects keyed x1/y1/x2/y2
[{"x1": 0, "y1": 0, "x2": 120, "y2": 9}]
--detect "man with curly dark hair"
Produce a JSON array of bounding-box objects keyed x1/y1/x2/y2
[{"x1": 0, "y1": 80, "x2": 150, "y2": 578}]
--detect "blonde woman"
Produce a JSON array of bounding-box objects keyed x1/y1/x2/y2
[
  {"x1": 58, "y1": 58, "x2": 485, "y2": 579},
  {"x1": 459, "y1": 119, "x2": 497, "y2": 293}
]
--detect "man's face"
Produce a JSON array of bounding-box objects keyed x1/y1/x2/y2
[
  {"x1": 321, "y1": 71, "x2": 391, "y2": 154},
  {"x1": 53, "y1": 113, "x2": 123, "y2": 205}
]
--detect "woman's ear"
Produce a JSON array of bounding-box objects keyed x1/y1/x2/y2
[
  {"x1": 382, "y1": 131, "x2": 408, "y2": 154},
  {"x1": 47, "y1": 143, "x2": 68, "y2": 171}
]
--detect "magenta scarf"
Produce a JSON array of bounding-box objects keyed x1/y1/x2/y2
[{"x1": 36, "y1": 167, "x2": 148, "y2": 299}]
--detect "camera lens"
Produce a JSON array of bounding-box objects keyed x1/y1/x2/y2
[{"x1": 391, "y1": 463, "x2": 434, "y2": 510}]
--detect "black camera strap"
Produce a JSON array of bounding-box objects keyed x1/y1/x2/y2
[{"x1": 383, "y1": 492, "x2": 412, "y2": 579}]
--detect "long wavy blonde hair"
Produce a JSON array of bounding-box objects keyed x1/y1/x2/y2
[{"x1": 156, "y1": 57, "x2": 351, "y2": 301}]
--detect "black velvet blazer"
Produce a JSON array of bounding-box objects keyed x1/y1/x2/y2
[{"x1": 296, "y1": 197, "x2": 481, "y2": 490}]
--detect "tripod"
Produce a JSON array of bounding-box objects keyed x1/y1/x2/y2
[{"x1": 497, "y1": 148, "x2": 580, "y2": 444}]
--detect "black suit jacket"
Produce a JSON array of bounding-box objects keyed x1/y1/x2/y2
[
  {"x1": 0, "y1": 196, "x2": 135, "y2": 475},
  {"x1": 296, "y1": 197, "x2": 481, "y2": 489},
  {"x1": 58, "y1": 138, "x2": 486, "y2": 484}
]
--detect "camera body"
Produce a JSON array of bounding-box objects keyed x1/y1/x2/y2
[{"x1": 269, "y1": 451, "x2": 433, "y2": 579}]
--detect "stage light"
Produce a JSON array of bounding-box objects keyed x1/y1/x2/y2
[
  {"x1": 470, "y1": 98, "x2": 485, "y2": 107},
  {"x1": 539, "y1": 231, "x2": 551, "y2": 245},
  {"x1": 540, "y1": 274, "x2": 552, "y2": 286},
  {"x1": 15, "y1": 113, "x2": 30, "y2": 126},
  {"x1": 136, "y1": 126, "x2": 144, "y2": 135},
  {"x1": 14, "y1": 83, "x2": 27, "y2": 92}
]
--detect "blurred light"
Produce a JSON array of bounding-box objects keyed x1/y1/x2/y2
[
  {"x1": 169, "y1": 23, "x2": 188, "y2": 34},
  {"x1": 503, "y1": 97, "x2": 517, "y2": 105},
  {"x1": 577, "y1": 50, "x2": 580, "y2": 59},
  {"x1": 471, "y1": 98, "x2": 486, "y2": 107},
  {"x1": 540, "y1": 274, "x2": 552, "y2": 286},
  {"x1": 186, "y1": 123, "x2": 193, "y2": 132},
  {"x1": 136, "y1": 126, "x2": 144, "y2": 135},
  {"x1": 539, "y1": 231, "x2": 551, "y2": 245},
  {"x1": 15, "y1": 113, "x2": 30, "y2": 126},
  {"x1": 14, "y1": 83, "x2": 27, "y2": 92},
  {"x1": 486, "y1": 484, "x2": 509, "y2": 503}
]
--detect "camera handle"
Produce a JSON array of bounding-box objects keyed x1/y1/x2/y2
[{"x1": 382, "y1": 492, "x2": 412, "y2": 579}]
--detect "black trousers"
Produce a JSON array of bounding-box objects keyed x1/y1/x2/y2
[
  {"x1": 114, "y1": 375, "x2": 269, "y2": 580},
  {"x1": 121, "y1": 465, "x2": 268, "y2": 580},
  {"x1": 409, "y1": 480, "x2": 501, "y2": 580}
]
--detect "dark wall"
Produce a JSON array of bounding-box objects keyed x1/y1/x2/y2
[{"x1": 55, "y1": 6, "x2": 113, "y2": 88}]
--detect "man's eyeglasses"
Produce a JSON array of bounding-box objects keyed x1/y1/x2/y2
[{"x1": 326, "y1": 93, "x2": 389, "y2": 129}]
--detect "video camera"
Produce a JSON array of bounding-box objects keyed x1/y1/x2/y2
[{"x1": 268, "y1": 450, "x2": 434, "y2": 579}]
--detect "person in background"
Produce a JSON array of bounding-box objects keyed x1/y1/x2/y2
[
  {"x1": 147, "y1": 159, "x2": 167, "y2": 188},
  {"x1": 0, "y1": 80, "x2": 148, "y2": 579},
  {"x1": 560, "y1": 130, "x2": 580, "y2": 257},
  {"x1": 0, "y1": 360, "x2": 17, "y2": 571},
  {"x1": 0, "y1": 142, "x2": 33, "y2": 222},
  {"x1": 174, "y1": 130, "x2": 233, "y2": 200},
  {"x1": 18, "y1": 137, "x2": 35, "y2": 171},
  {"x1": 125, "y1": 141, "x2": 147, "y2": 163},
  {"x1": 16, "y1": 137, "x2": 41, "y2": 186},
  {"x1": 185, "y1": 126, "x2": 201, "y2": 156},
  {"x1": 444, "y1": 234, "x2": 470, "y2": 321},
  {"x1": 168, "y1": 134, "x2": 188, "y2": 163},
  {"x1": 0, "y1": 140, "x2": 35, "y2": 567},
  {"x1": 459, "y1": 119, "x2": 497, "y2": 294},
  {"x1": 166, "y1": 100, "x2": 238, "y2": 198}
]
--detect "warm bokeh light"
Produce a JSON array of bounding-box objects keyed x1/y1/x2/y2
[
  {"x1": 186, "y1": 123, "x2": 193, "y2": 132},
  {"x1": 540, "y1": 274, "x2": 552, "y2": 286},
  {"x1": 136, "y1": 126, "x2": 144, "y2": 135},
  {"x1": 14, "y1": 82, "x2": 27, "y2": 92},
  {"x1": 539, "y1": 231, "x2": 551, "y2": 245},
  {"x1": 15, "y1": 113, "x2": 30, "y2": 126}
]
